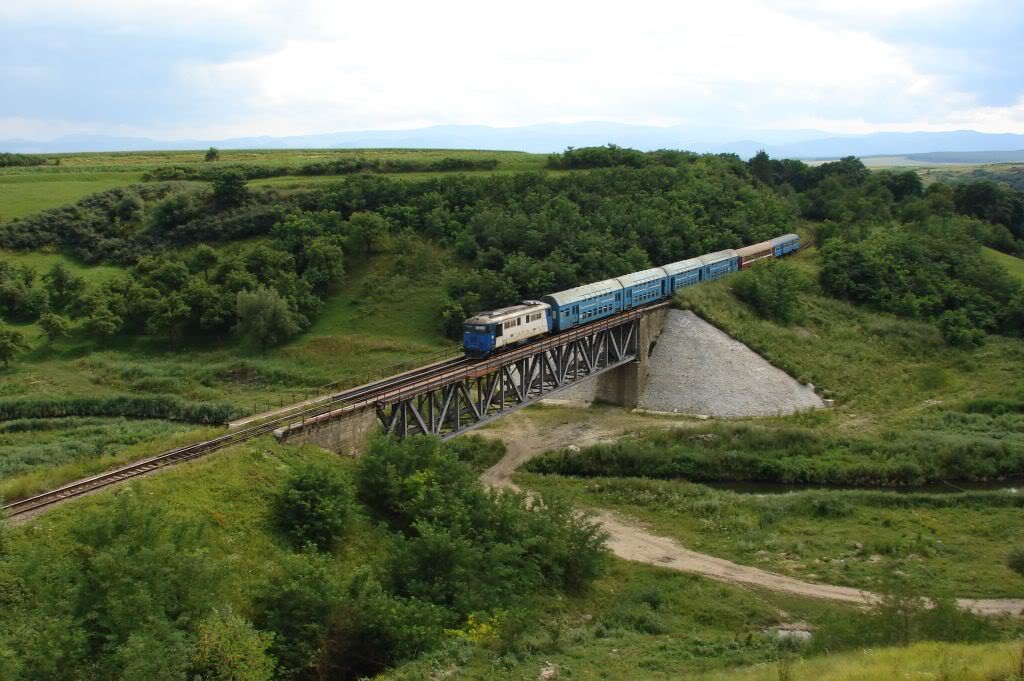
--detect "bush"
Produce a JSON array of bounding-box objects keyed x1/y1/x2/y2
[
  {"x1": 273, "y1": 462, "x2": 352, "y2": 550},
  {"x1": 0, "y1": 326, "x2": 26, "y2": 368},
  {"x1": 1008, "y1": 546, "x2": 1024, "y2": 576},
  {"x1": 938, "y1": 309, "x2": 985, "y2": 348},
  {"x1": 192, "y1": 608, "x2": 275, "y2": 681},
  {"x1": 0, "y1": 395, "x2": 239, "y2": 424},
  {"x1": 733, "y1": 260, "x2": 809, "y2": 323}
]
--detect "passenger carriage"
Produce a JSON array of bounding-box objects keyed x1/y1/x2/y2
[
  {"x1": 661, "y1": 257, "x2": 703, "y2": 292},
  {"x1": 615, "y1": 267, "x2": 669, "y2": 309},
  {"x1": 698, "y1": 249, "x2": 739, "y2": 280},
  {"x1": 542, "y1": 279, "x2": 623, "y2": 332},
  {"x1": 736, "y1": 241, "x2": 775, "y2": 269},
  {"x1": 770, "y1": 233, "x2": 800, "y2": 257}
]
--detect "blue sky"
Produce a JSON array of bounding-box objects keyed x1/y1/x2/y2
[{"x1": 1, "y1": 0, "x2": 1022, "y2": 141}]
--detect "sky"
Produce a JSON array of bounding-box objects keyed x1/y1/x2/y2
[{"x1": 1, "y1": 0, "x2": 1023, "y2": 141}]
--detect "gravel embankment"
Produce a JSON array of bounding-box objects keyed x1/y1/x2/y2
[
  {"x1": 547, "y1": 309, "x2": 824, "y2": 417},
  {"x1": 638, "y1": 309, "x2": 824, "y2": 417}
]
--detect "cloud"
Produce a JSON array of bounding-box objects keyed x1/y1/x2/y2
[{"x1": 1, "y1": 0, "x2": 1022, "y2": 139}]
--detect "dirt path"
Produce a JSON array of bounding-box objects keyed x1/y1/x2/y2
[{"x1": 477, "y1": 411, "x2": 1024, "y2": 618}]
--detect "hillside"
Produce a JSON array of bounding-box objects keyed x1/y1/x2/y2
[{"x1": 1, "y1": 147, "x2": 1024, "y2": 680}]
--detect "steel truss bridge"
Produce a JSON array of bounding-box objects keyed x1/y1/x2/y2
[{"x1": 376, "y1": 303, "x2": 660, "y2": 438}]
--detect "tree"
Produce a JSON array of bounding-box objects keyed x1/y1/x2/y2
[
  {"x1": 205, "y1": 147, "x2": 220, "y2": 162},
  {"x1": 299, "y1": 236, "x2": 345, "y2": 292},
  {"x1": 38, "y1": 312, "x2": 69, "y2": 342},
  {"x1": 145, "y1": 292, "x2": 190, "y2": 337},
  {"x1": 192, "y1": 609, "x2": 275, "y2": 681},
  {"x1": 211, "y1": 170, "x2": 248, "y2": 208},
  {"x1": 0, "y1": 326, "x2": 26, "y2": 367},
  {"x1": 113, "y1": 626, "x2": 193, "y2": 681},
  {"x1": 42, "y1": 263, "x2": 85, "y2": 312},
  {"x1": 440, "y1": 300, "x2": 466, "y2": 340},
  {"x1": 189, "y1": 244, "x2": 219, "y2": 280},
  {"x1": 273, "y1": 462, "x2": 352, "y2": 550},
  {"x1": 251, "y1": 553, "x2": 340, "y2": 680},
  {"x1": 83, "y1": 301, "x2": 123, "y2": 337},
  {"x1": 234, "y1": 287, "x2": 299, "y2": 351}
]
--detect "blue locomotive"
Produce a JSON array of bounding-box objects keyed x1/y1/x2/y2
[{"x1": 463, "y1": 233, "x2": 799, "y2": 358}]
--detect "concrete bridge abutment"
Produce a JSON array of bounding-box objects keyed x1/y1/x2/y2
[
  {"x1": 592, "y1": 306, "x2": 668, "y2": 408},
  {"x1": 273, "y1": 405, "x2": 377, "y2": 455}
]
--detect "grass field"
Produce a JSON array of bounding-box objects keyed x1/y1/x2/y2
[
  {"x1": 0, "y1": 148, "x2": 550, "y2": 222},
  {"x1": 987, "y1": 246, "x2": 1024, "y2": 281},
  {"x1": 0, "y1": 248, "x2": 125, "y2": 282},
  {"x1": 0, "y1": 171, "x2": 144, "y2": 221},
  {"x1": 0, "y1": 147, "x2": 546, "y2": 174}
]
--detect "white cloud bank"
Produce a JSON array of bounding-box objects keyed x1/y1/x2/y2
[{"x1": 2, "y1": 0, "x2": 1023, "y2": 138}]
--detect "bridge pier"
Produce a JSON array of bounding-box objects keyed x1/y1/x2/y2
[{"x1": 592, "y1": 306, "x2": 668, "y2": 407}]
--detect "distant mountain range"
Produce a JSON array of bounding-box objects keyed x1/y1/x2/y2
[{"x1": 4, "y1": 123, "x2": 1024, "y2": 161}]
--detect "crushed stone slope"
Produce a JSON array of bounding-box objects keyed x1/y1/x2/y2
[{"x1": 638, "y1": 309, "x2": 824, "y2": 417}]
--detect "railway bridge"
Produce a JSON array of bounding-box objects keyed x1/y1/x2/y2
[
  {"x1": 271, "y1": 302, "x2": 669, "y2": 453},
  {"x1": 1, "y1": 303, "x2": 667, "y2": 518}
]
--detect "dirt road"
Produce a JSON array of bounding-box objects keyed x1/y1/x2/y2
[{"x1": 478, "y1": 411, "x2": 1024, "y2": 617}]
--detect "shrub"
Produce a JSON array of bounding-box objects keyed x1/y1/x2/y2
[
  {"x1": 273, "y1": 462, "x2": 352, "y2": 551},
  {"x1": 733, "y1": 260, "x2": 809, "y2": 323},
  {"x1": 938, "y1": 309, "x2": 985, "y2": 348},
  {"x1": 0, "y1": 395, "x2": 239, "y2": 424},
  {"x1": 192, "y1": 608, "x2": 275, "y2": 681},
  {"x1": 0, "y1": 327, "x2": 26, "y2": 368},
  {"x1": 810, "y1": 583, "x2": 998, "y2": 653},
  {"x1": 39, "y1": 312, "x2": 69, "y2": 342},
  {"x1": 1008, "y1": 546, "x2": 1024, "y2": 577}
]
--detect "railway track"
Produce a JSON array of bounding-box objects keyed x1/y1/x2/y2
[
  {"x1": 2, "y1": 303, "x2": 663, "y2": 519},
  {"x1": 1, "y1": 354, "x2": 478, "y2": 519}
]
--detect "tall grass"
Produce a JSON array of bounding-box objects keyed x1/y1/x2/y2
[
  {"x1": 690, "y1": 641, "x2": 1023, "y2": 681},
  {"x1": 0, "y1": 417, "x2": 188, "y2": 480},
  {"x1": 526, "y1": 417, "x2": 1024, "y2": 486},
  {"x1": 0, "y1": 394, "x2": 240, "y2": 424}
]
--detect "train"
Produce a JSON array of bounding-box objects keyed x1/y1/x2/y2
[{"x1": 462, "y1": 233, "x2": 800, "y2": 358}]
